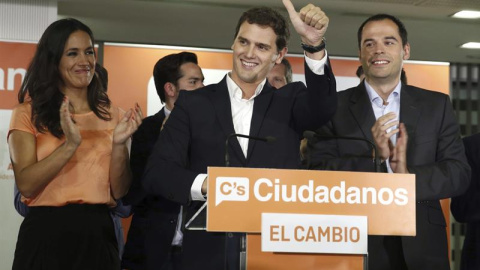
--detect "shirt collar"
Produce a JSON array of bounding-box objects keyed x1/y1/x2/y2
[
  {"x1": 364, "y1": 80, "x2": 401, "y2": 106},
  {"x1": 164, "y1": 106, "x2": 171, "y2": 117},
  {"x1": 226, "y1": 72, "x2": 266, "y2": 101}
]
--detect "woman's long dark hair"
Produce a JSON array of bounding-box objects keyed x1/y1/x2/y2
[{"x1": 18, "y1": 18, "x2": 111, "y2": 138}]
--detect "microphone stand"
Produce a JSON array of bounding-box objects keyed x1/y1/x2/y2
[
  {"x1": 303, "y1": 130, "x2": 381, "y2": 173},
  {"x1": 304, "y1": 130, "x2": 377, "y2": 270},
  {"x1": 224, "y1": 133, "x2": 276, "y2": 270},
  {"x1": 225, "y1": 133, "x2": 276, "y2": 167}
]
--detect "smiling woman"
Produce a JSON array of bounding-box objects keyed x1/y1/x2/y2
[
  {"x1": 58, "y1": 30, "x2": 96, "y2": 98},
  {"x1": 7, "y1": 18, "x2": 143, "y2": 270}
]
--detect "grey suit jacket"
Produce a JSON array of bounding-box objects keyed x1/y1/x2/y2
[{"x1": 309, "y1": 82, "x2": 470, "y2": 270}]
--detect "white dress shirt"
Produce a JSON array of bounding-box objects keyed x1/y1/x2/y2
[{"x1": 364, "y1": 80, "x2": 402, "y2": 173}]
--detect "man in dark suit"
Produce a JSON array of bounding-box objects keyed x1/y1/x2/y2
[
  {"x1": 122, "y1": 52, "x2": 204, "y2": 270},
  {"x1": 307, "y1": 14, "x2": 470, "y2": 270},
  {"x1": 451, "y1": 134, "x2": 480, "y2": 270},
  {"x1": 142, "y1": 1, "x2": 337, "y2": 269}
]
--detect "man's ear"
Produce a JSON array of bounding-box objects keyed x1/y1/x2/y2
[
  {"x1": 403, "y1": 43, "x2": 411, "y2": 60},
  {"x1": 164, "y1": 82, "x2": 177, "y2": 97},
  {"x1": 275, "y1": 47, "x2": 288, "y2": 64}
]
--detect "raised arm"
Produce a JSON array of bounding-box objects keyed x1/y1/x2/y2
[{"x1": 284, "y1": 0, "x2": 337, "y2": 133}]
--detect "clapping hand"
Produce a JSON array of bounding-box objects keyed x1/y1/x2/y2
[
  {"x1": 389, "y1": 123, "x2": 409, "y2": 173},
  {"x1": 371, "y1": 112, "x2": 399, "y2": 162},
  {"x1": 59, "y1": 96, "x2": 82, "y2": 148},
  {"x1": 371, "y1": 113, "x2": 409, "y2": 173},
  {"x1": 113, "y1": 103, "x2": 143, "y2": 145}
]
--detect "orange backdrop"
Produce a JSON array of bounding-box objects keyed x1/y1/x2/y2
[
  {"x1": 104, "y1": 45, "x2": 232, "y2": 114},
  {"x1": 0, "y1": 42, "x2": 36, "y2": 110}
]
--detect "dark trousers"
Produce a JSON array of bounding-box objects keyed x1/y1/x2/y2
[
  {"x1": 369, "y1": 236, "x2": 408, "y2": 270},
  {"x1": 159, "y1": 246, "x2": 183, "y2": 270}
]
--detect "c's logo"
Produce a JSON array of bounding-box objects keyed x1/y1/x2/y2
[{"x1": 215, "y1": 177, "x2": 249, "y2": 206}]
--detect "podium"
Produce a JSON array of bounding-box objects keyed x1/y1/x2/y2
[{"x1": 186, "y1": 167, "x2": 416, "y2": 270}]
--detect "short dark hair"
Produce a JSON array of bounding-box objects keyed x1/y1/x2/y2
[
  {"x1": 153, "y1": 52, "x2": 199, "y2": 103},
  {"x1": 234, "y1": 7, "x2": 290, "y2": 52},
  {"x1": 357, "y1": 14, "x2": 408, "y2": 49},
  {"x1": 400, "y1": 68, "x2": 408, "y2": 85},
  {"x1": 281, "y1": 58, "x2": 293, "y2": 84},
  {"x1": 356, "y1": 65, "x2": 364, "y2": 79},
  {"x1": 18, "y1": 18, "x2": 111, "y2": 138}
]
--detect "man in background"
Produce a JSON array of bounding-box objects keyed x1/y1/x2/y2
[
  {"x1": 267, "y1": 58, "x2": 292, "y2": 89},
  {"x1": 122, "y1": 52, "x2": 204, "y2": 270}
]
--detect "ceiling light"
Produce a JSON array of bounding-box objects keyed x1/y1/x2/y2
[
  {"x1": 452, "y1": 10, "x2": 480, "y2": 19},
  {"x1": 461, "y1": 42, "x2": 480, "y2": 49}
]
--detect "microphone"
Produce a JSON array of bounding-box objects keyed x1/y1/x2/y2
[
  {"x1": 303, "y1": 130, "x2": 382, "y2": 173},
  {"x1": 223, "y1": 133, "x2": 276, "y2": 270},
  {"x1": 224, "y1": 133, "x2": 276, "y2": 167}
]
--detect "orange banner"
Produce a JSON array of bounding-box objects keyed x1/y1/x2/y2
[
  {"x1": 103, "y1": 45, "x2": 233, "y2": 114},
  {"x1": 0, "y1": 41, "x2": 36, "y2": 110},
  {"x1": 207, "y1": 167, "x2": 416, "y2": 236}
]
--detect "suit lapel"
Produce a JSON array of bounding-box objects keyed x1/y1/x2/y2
[
  {"x1": 349, "y1": 83, "x2": 376, "y2": 142},
  {"x1": 399, "y1": 85, "x2": 420, "y2": 152},
  {"x1": 158, "y1": 108, "x2": 166, "y2": 124},
  {"x1": 155, "y1": 108, "x2": 165, "y2": 134},
  {"x1": 209, "y1": 76, "x2": 246, "y2": 165},
  {"x1": 247, "y1": 83, "x2": 274, "y2": 161}
]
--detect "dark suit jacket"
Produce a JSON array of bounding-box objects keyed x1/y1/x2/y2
[
  {"x1": 451, "y1": 134, "x2": 480, "y2": 270},
  {"x1": 308, "y1": 82, "x2": 470, "y2": 270},
  {"x1": 122, "y1": 109, "x2": 181, "y2": 270},
  {"x1": 142, "y1": 61, "x2": 337, "y2": 270}
]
